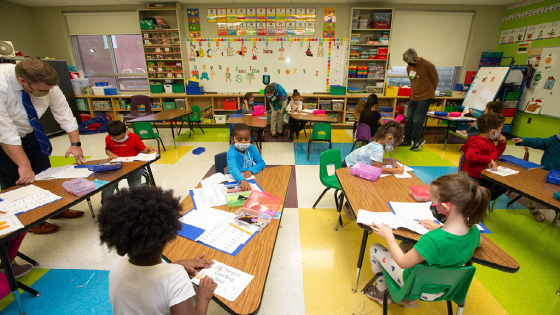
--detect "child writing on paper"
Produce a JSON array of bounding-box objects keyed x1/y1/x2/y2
[
  {"x1": 227, "y1": 123, "x2": 266, "y2": 191},
  {"x1": 511, "y1": 128, "x2": 560, "y2": 222},
  {"x1": 284, "y1": 89, "x2": 306, "y2": 139},
  {"x1": 358, "y1": 94, "x2": 383, "y2": 137},
  {"x1": 99, "y1": 186, "x2": 217, "y2": 315},
  {"x1": 365, "y1": 172, "x2": 487, "y2": 308},
  {"x1": 458, "y1": 101, "x2": 503, "y2": 137},
  {"x1": 461, "y1": 112, "x2": 508, "y2": 201},
  {"x1": 102, "y1": 120, "x2": 157, "y2": 204},
  {"x1": 242, "y1": 92, "x2": 254, "y2": 114}
]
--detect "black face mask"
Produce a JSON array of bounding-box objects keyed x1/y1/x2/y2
[
  {"x1": 430, "y1": 205, "x2": 447, "y2": 223},
  {"x1": 407, "y1": 58, "x2": 417, "y2": 67}
]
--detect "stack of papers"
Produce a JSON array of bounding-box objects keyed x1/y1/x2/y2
[
  {"x1": 180, "y1": 207, "x2": 233, "y2": 231},
  {"x1": 190, "y1": 185, "x2": 227, "y2": 209},
  {"x1": 382, "y1": 163, "x2": 414, "y2": 178},
  {"x1": 356, "y1": 210, "x2": 430, "y2": 235},
  {"x1": 0, "y1": 201, "x2": 24, "y2": 236},
  {"x1": 35, "y1": 166, "x2": 93, "y2": 180},
  {"x1": 195, "y1": 218, "x2": 258, "y2": 254},
  {"x1": 487, "y1": 166, "x2": 519, "y2": 177},
  {"x1": 0, "y1": 185, "x2": 62, "y2": 214},
  {"x1": 113, "y1": 152, "x2": 158, "y2": 162},
  {"x1": 201, "y1": 173, "x2": 255, "y2": 188},
  {"x1": 191, "y1": 260, "x2": 254, "y2": 302}
]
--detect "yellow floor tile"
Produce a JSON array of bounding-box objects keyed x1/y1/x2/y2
[
  {"x1": 153, "y1": 145, "x2": 193, "y2": 164},
  {"x1": 299, "y1": 208, "x2": 508, "y2": 315},
  {"x1": 423, "y1": 144, "x2": 463, "y2": 166}
]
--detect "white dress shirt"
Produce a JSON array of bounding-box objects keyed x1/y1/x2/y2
[{"x1": 0, "y1": 63, "x2": 78, "y2": 146}]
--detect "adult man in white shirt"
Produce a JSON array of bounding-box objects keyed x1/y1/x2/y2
[{"x1": 0, "y1": 59, "x2": 87, "y2": 234}]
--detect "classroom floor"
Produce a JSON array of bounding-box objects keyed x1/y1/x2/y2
[{"x1": 2, "y1": 126, "x2": 559, "y2": 315}]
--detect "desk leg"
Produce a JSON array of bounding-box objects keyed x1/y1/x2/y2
[
  {"x1": 0, "y1": 243, "x2": 25, "y2": 315},
  {"x1": 488, "y1": 183, "x2": 497, "y2": 213},
  {"x1": 170, "y1": 120, "x2": 176, "y2": 149},
  {"x1": 444, "y1": 122, "x2": 451, "y2": 150},
  {"x1": 352, "y1": 230, "x2": 369, "y2": 293},
  {"x1": 147, "y1": 165, "x2": 157, "y2": 187}
]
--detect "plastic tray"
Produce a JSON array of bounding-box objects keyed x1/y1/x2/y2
[
  {"x1": 233, "y1": 207, "x2": 272, "y2": 232},
  {"x1": 243, "y1": 190, "x2": 282, "y2": 217},
  {"x1": 62, "y1": 178, "x2": 96, "y2": 197}
]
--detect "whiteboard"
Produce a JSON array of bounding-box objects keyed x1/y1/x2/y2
[
  {"x1": 186, "y1": 40, "x2": 347, "y2": 93},
  {"x1": 463, "y1": 66, "x2": 511, "y2": 111},
  {"x1": 520, "y1": 46, "x2": 560, "y2": 118}
]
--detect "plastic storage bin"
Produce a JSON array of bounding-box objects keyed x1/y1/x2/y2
[
  {"x1": 71, "y1": 79, "x2": 89, "y2": 96},
  {"x1": 186, "y1": 86, "x2": 204, "y2": 95},
  {"x1": 332, "y1": 100, "x2": 344, "y2": 111},
  {"x1": 546, "y1": 170, "x2": 560, "y2": 186},
  {"x1": 505, "y1": 92, "x2": 522, "y2": 100},
  {"x1": 76, "y1": 99, "x2": 89, "y2": 111},
  {"x1": 150, "y1": 84, "x2": 165, "y2": 93},
  {"x1": 92, "y1": 87, "x2": 105, "y2": 95},
  {"x1": 502, "y1": 100, "x2": 519, "y2": 108},
  {"x1": 330, "y1": 85, "x2": 346, "y2": 95},
  {"x1": 62, "y1": 178, "x2": 96, "y2": 197},
  {"x1": 502, "y1": 109, "x2": 517, "y2": 116},
  {"x1": 409, "y1": 186, "x2": 431, "y2": 201},
  {"x1": 504, "y1": 117, "x2": 514, "y2": 124},
  {"x1": 385, "y1": 86, "x2": 399, "y2": 96},
  {"x1": 222, "y1": 98, "x2": 237, "y2": 109},
  {"x1": 234, "y1": 208, "x2": 272, "y2": 232},
  {"x1": 398, "y1": 87, "x2": 412, "y2": 96},
  {"x1": 214, "y1": 114, "x2": 227, "y2": 124},
  {"x1": 104, "y1": 87, "x2": 117, "y2": 95},
  {"x1": 243, "y1": 190, "x2": 282, "y2": 217}
]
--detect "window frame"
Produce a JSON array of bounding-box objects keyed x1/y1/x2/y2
[
  {"x1": 72, "y1": 35, "x2": 148, "y2": 92},
  {"x1": 386, "y1": 65, "x2": 461, "y2": 91}
]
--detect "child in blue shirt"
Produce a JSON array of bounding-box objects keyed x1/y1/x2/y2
[
  {"x1": 458, "y1": 101, "x2": 503, "y2": 137},
  {"x1": 512, "y1": 129, "x2": 560, "y2": 222},
  {"x1": 227, "y1": 123, "x2": 266, "y2": 191}
]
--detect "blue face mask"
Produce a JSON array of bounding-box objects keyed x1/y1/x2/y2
[
  {"x1": 384, "y1": 138, "x2": 394, "y2": 152},
  {"x1": 113, "y1": 134, "x2": 129, "y2": 143},
  {"x1": 248, "y1": 100, "x2": 254, "y2": 105}
]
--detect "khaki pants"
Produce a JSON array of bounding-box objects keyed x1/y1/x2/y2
[{"x1": 270, "y1": 100, "x2": 287, "y2": 134}]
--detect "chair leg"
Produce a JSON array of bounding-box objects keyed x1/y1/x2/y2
[
  {"x1": 351, "y1": 141, "x2": 357, "y2": 152},
  {"x1": 158, "y1": 137, "x2": 166, "y2": 152},
  {"x1": 16, "y1": 252, "x2": 38, "y2": 266},
  {"x1": 17, "y1": 281, "x2": 40, "y2": 297},
  {"x1": 334, "y1": 190, "x2": 339, "y2": 211},
  {"x1": 383, "y1": 290, "x2": 390, "y2": 315},
  {"x1": 312, "y1": 187, "x2": 330, "y2": 209},
  {"x1": 197, "y1": 121, "x2": 204, "y2": 133},
  {"x1": 457, "y1": 303, "x2": 465, "y2": 315},
  {"x1": 361, "y1": 272, "x2": 382, "y2": 294},
  {"x1": 505, "y1": 195, "x2": 522, "y2": 207},
  {"x1": 329, "y1": 141, "x2": 332, "y2": 149},
  {"x1": 178, "y1": 121, "x2": 184, "y2": 135},
  {"x1": 307, "y1": 140, "x2": 312, "y2": 161},
  {"x1": 489, "y1": 198, "x2": 497, "y2": 213},
  {"x1": 86, "y1": 197, "x2": 95, "y2": 218},
  {"x1": 447, "y1": 300, "x2": 454, "y2": 315},
  {"x1": 338, "y1": 192, "x2": 344, "y2": 229}
]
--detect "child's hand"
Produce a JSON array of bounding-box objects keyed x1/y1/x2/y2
[
  {"x1": 391, "y1": 160, "x2": 399, "y2": 168},
  {"x1": 469, "y1": 109, "x2": 474, "y2": 115},
  {"x1": 368, "y1": 222, "x2": 394, "y2": 240},
  {"x1": 107, "y1": 152, "x2": 118, "y2": 161},
  {"x1": 395, "y1": 167, "x2": 405, "y2": 175},
  {"x1": 497, "y1": 135, "x2": 507, "y2": 143},
  {"x1": 512, "y1": 138, "x2": 523, "y2": 144},
  {"x1": 240, "y1": 180, "x2": 251, "y2": 191},
  {"x1": 418, "y1": 219, "x2": 440, "y2": 230},
  {"x1": 469, "y1": 121, "x2": 476, "y2": 127},
  {"x1": 149, "y1": 147, "x2": 158, "y2": 153},
  {"x1": 176, "y1": 254, "x2": 214, "y2": 277},
  {"x1": 242, "y1": 170, "x2": 253, "y2": 178},
  {"x1": 277, "y1": 109, "x2": 282, "y2": 114},
  {"x1": 197, "y1": 276, "x2": 217, "y2": 304},
  {"x1": 489, "y1": 160, "x2": 498, "y2": 171}
]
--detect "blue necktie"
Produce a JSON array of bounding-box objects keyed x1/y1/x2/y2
[{"x1": 21, "y1": 90, "x2": 52, "y2": 156}]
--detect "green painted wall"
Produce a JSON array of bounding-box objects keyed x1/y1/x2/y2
[{"x1": 495, "y1": 0, "x2": 560, "y2": 137}]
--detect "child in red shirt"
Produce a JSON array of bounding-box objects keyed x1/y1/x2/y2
[
  {"x1": 461, "y1": 113, "x2": 507, "y2": 200},
  {"x1": 102, "y1": 121, "x2": 157, "y2": 204}
]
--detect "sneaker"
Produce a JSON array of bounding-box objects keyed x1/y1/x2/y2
[
  {"x1": 410, "y1": 140, "x2": 426, "y2": 151},
  {"x1": 398, "y1": 140, "x2": 412, "y2": 147},
  {"x1": 342, "y1": 203, "x2": 356, "y2": 220},
  {"x1": 394, "y1": 298, "x2": 419, "y2": 309},
  {"x1": 530, "y1": 208, "x2": 546, "y2": 222},
  {"x1": 365, "y1": 284, "x2": 392, "y2": 305},
  {"x1": 0, "y1": 263, "x2": 33, "y2": 279},
  {"x1": 457, "y1": 130, "x2": 468, "y2": 137}
]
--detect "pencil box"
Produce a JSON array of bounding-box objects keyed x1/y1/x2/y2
[
  {"x1": 92, "y1": 161, "x2": 122, "y2": 172},
  {"x1": 554, "y1": 191, "x2": 560, "y2": 201},
  {"x1": 62, "y1": 178, "x2": 96, "y2": 196},
  {"x1": 409, "y1": 185, "x2": 431, "y2": 201},
  {"x1": 433, "y1": 111, "x2": 448, "y2": 116},
  {"x1": 233, "y1": 208, "x2": 272, "y2": 232},
  {"x1": 448, "y1": 112, "x2": 462, "y2": 117},
  {"x1": 546, "y1": 170, "x2": 560, "y2": 186},
  {"x1": 350, "y1": 162, "x2": 382, "y2": 182},
  {"x1": 313, "y1": 110, "x2": 325, "y2": 115}
]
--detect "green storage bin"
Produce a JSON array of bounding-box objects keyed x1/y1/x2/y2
[
  {"x1": 505, "y1": 92, "x2": 522, "y2": 100},
  {"x1": 76, "y1": 99, "x2": 89, "y2": 111},
  {"x1": 150, "y1": 84, "x2": 164, "y2": 94},
  {"x1": 162, "y1": 102, "x2": 176, "y2": 111},
  {"x1": 172, "y1": 84, "x2": 185, "y2": 93},
  {"x1": 330, "y1": 85, "x2": 346, "y2": 95},
  {"x1": 140, "y1": 19, "x2": 154, "y2": 30}
]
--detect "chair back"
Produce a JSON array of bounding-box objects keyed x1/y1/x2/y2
[
  {"x1": 236, "y1": 109, "x2": 242, "y2": 114},
  {"x1": 132, "y1": 122, "x2": 155, "y2": 139},
  {"x1": 131, "y1": 95, "x2": 150, "y2": 116},
  {"x1": 215, "y1": 152, "x2": 228, "y2": 174},
  {"x1": 319, "y1": 149, "x2": 342, "y2": 187},
  {"x1": 191, "y1": 106, "x2": 201, "y2": 121},
  {"x1": 311, "y1": 123, "x2": 332, "y2": 141},
  {"x1": 383, "y1": 264, "x2": 476, "y2": 305},
  {"x1": 458, "y1": 153, "x2": 466, "y2": 172},
  {"x1": 356, "y1": 123, "x2": 372, "y2": 141}
]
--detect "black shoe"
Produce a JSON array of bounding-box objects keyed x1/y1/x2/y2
[
  {"x1": 410, "y1": 140, "x2": 426, "y2": 151},
  {"x1": 398, "y1": 140, "x2": 412, "y2": 147}
]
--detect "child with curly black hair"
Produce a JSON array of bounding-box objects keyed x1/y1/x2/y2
[{"x1": 98, "y1": 186, "x2": 217, "y2": 315}]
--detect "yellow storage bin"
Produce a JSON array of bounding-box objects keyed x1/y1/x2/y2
[
  {"x1": 385, "y1": 85, "x2": 399, "y2": 97},
  {"x1": 504, "y1": 117, "x2": 514, "y2": 124}
]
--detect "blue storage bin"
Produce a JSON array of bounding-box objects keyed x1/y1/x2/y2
[
  {"x1": 546, "y1": 170, "x2": 560, "y2": 186},
  {"x1": 186, "y1": 86, "x2": 204, "y2": 95},
  {"x1": 379, "y1": 106, "x2": 392, "y2": 112},
  {"x1": 104, "y1": 88, "x2": 117, "y2": 95},
  {"x1": 187, "y1": 80, "x2": 201, "y2": 87},
  {"x1": 502, "y1": 125, "x2": 513, "y2": 133},
  {"x1": 95, "y1": 82, "x2": 109, "y2": 87}
]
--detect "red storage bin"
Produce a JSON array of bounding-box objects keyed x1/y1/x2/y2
[
  {"x1": 396, "y1": 105, "x2": 405, "y2": 116},
  {"x1": 398, "y1": 87, "x2": 412, "y2": 97},
  {"x1": 502, "y1": 108, "x2": 517, "y2": 117},
  {"x1": 373, "y1": 21, "x2": 391, "y2": 29},
  {"x1": 222, "y1": 97, "x2": 237, "y2": 110},
  {"x1": 377, "y1": 47, "x2": 388, "y2": 55},
  {"x1": 80, "y1": 114, "x2": 92, "y2": 122}
]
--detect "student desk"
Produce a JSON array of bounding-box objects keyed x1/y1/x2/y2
[
  {"x1": 163, "y1": 165, "x2": 292, "y2": 315},
  {"x1": 335, "y1": 167, "x2": 520, "y2": 294},
  {"x1": 226, "y1": 114, "x2": 268, "y2": 152},
  {"x1": 289, "y1": 113, "x2": 337, "y2": 149},
  {"x1": 422, "y1": 113, "x2": 474, "y2": 150},
  {"x1": 482, "y1": 161, "x2": 560, "y2": 222},
  {"x1": 128, "y1": 109, "x2": 193, "y2": 149},
  {"x1": 0, "y1": 158, "x2": 159, "y2": 315}
]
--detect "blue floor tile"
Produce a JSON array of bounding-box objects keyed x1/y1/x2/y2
[
  {"x1": 413, "y1": 166, "x2": 458, "y2": 185},
  {"x1": 294, "y1": 142, "x2": 354, "y2": 165}
]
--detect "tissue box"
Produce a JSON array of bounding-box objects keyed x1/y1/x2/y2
[
  {"x1": 409, "y1": 186, "x2": 431, "y2": 201},
  {"x1": 350, "y1": 162, "x2": 382, "y2": 182}
]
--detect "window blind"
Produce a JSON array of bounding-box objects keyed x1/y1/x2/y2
[{"x1": 65, "y1": 12, "x2": 140, "y2": 35}]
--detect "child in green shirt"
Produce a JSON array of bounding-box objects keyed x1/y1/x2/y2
[{"x1": 364, "y1": 172, "x2": 487, "y2": 308}]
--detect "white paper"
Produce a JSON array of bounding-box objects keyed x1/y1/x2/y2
[
  {"x1": 0, "y1": 201, "x2": 24, "y2": 237},
  {"x1": 394, "y1": 171, "x2": 413, "y2": 179},
  {"x1": 35, "y1": 166, "x2": 93, "y2": 180},
  {"x1": 5, "y1": 191, "x2": 62, "y2": 215},
  {"x1": 389, "y1": 202, "x2": 436, "y2": 221},
  {"x1": 487, "y1": 166, "x2": 519, "y2": 177},
  {"x1": 0, "y1": 185, "x2": 46, "y2": 203},
  {"x1": 201, "y1": 173, "x2": 229, "y2": 188},
  {"x1": 395, "y1": 161, "x2": 414, "y2": 172},
  {"x1": 302, "y1": 109, "x2": 314, "y2": 113},
  {"x1": 113, "y1": 152, "x2": 158, "y2": 162},
  {"x1": 190, "y1": 185, "x2": 227, "y2": 209},
  {"x1": 180, "y1": 208, "x2": 234, "y2": 231},
  {"x1": 191, "y1": 260, "x2": 254, "y2": 302},
  {"x1": 356, "y1": 210, "x2": 430, "y2": 235},
  {"x1": 195, "y1": 218, "x2": 258, "y2": 254}
]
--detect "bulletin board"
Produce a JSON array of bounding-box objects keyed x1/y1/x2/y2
[
  {"x1": 463, "y1": 66, "x2": 512, "y2": 111},
  {"x1": 185, "y1": 38, "x2": 347, "y2": 93},
  {"x1": 520, "y1": 46, "x2": 560, "y2": 118}
]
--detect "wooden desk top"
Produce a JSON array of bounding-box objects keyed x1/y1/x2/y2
[
  {"x1": 128, "y1": 109, "x2": 192, "y2": 122},
  {"x1": 335, "y1": 167, "x2": 520, "y2": 273},
  {"x1": 426, "y1": 113, "x2": 474, "y2": 122},
  {"x1": 0, "y1": 159, "x2": 155, "y2": 243},
  {"x1": 226, "y1": 114, "x2": 268, "y2": 128},
  {"x1": 289, "y1": 112, "x2": 337, "y2": 123},
  {"x1": 163, "y1": 165, "x2": 292, "y2": 315},
  {"x1": 482, "y1": 161, "x2": 560, "y2": 212}
]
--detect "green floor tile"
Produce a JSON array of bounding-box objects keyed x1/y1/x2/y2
[
  {"x1": 174, "y1": 128, "x2": 230, "y2": 142},
  {"x1": 389, "y1": 146, "x2": 455, "y2": 167}
]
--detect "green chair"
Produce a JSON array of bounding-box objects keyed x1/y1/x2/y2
[
  {"x1": 179, "y1": 105, "x2": 205, "y2": 135},
  {"x1": 307, "y1": 123, "x2": 332, "y2": 161},
  {"x1": 132, "y1": 122, "x2": 166, "y2": 152},
  {"x1": 374, "y1": 264, "x2": 476, "y2": 315},
  {"x1": 312, "y1": 149, "x2": 344, "y2": 230}
]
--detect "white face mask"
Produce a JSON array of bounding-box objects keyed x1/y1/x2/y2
[
  {"x1": 112, "y1": 134, "x2": 129, "y2": 143},
  {"x1": 25, "y1": 82, "x2": 50, "y2": 97},
  {"x1": 489, "y1": 130, "x2": 500, "y2": 140},
  {"x1": 234, "y1": 142, "x2": 251, "y2": 151},
  {"x1": 384, "y1": 138, "x2": 394, "y2": 152}
]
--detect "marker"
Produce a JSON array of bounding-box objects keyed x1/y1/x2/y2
[{"x1": 229, "y1": 223, "x2": 252, "y2": 235}]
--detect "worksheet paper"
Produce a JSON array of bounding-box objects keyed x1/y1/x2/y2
[
  {"x1": 356, "y1": 210, "x2": 430, "y2": 235},
  {"x1": 35, "y1": 166, "x2": 93, "y2": 180},
  {"x1": 113, "y1": 152, "x2": 158, "y2": 162},
  {"x1": 394, "y1": 171, "x2": 413, "y2": 179},
  {"x1": 191, "y1": 260, "x2": 254, "y2": 302},
  {"x1": 201, "y1": 173, "x2": 255, "y2": 188},
  {"x1": 388, "y1": 202, "x2": 436, "y2": 221},
  {"x1": 0, "y1": 201, "x2": 24, "y2": 237},
  {"x1": 486, "y1": 166, "x2": 519, "y2": 177},
  {"x1": 195, "y1": 218, "x2": 258, "y2": 254},
  {"x1": 0, "y1": 185, "x2": 62, "y2": 215},
  {"x1": 180, "y1": 208, "x2": 234, "y2": 231},
  {"x1": 189, "y1": 185, "x2": 227, "y2": 209}
]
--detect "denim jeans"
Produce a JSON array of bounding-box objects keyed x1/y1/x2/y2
[
  {"x1": 404, "y1": 98, "x2": 432, "y2": 144},
  {"x1": 101, "y1": 168, "x2": 144, "y2": 204}
]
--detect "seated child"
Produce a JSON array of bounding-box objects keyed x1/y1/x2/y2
[
  {"x1": 242, "y1": 92, "x2": 254, "y2": 114},
  {"x1": 460, "y1": 112, "x2": 507, "y2": 201},
  {"x1": 284, "y1": 89, "x2": 306, "y2": 139},
  {"x1": 99, "y1": 186, "x2": 217, "y2": 315},
  {"x1": 227, "y1": 123, "x2": 266, "y2": 191},
  {"x1": 458, "y1": 101, "x2": 503, "y2": 137},
  {"x1": 365, "y1": 172, "x2": 486, "y2": 308},
  {"x1": 102, "y1": 121, "x2": 157, "y2": 204},
  {"x1": 512, "y1": 128, "x2": 560, "y2": 222},
  {"x1": 358, "y1": 94, "x2": 383, "y2": 136}
]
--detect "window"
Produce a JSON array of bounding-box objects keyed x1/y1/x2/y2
[
  {"x1": 387, "y1": 66, "x2": 459, "y2": 91},
  {"x1": 74, "y1": 35, "x2": 148, "y2": 91}
]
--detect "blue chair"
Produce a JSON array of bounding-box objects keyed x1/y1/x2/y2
[{"x1": 215, "y1": 152, "x2": 228, "y2": 174}]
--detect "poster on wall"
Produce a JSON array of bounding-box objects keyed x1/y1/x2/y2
[
  {"x1": 218, "y1": 23, "x2": 227, "y2": 36},
  {"x1": 247, "y1": 22, "x2": 257, "y2": 36},
  {"x1": 287, "y1": 8, "x2": 296, "y2": 22},
  {"x1": 267, "y1": 22, "x2": 276, "y2": 36},
  {"x1": 257, "y1": 22, "x2": 266, "y2": 36},
  {"x1": 542, "y1": 53, "x2": 557, "y2": 73},
  {"x1": 524, "y1": 25, "x2": 538, "y2": 41},
  {"x1": 296, "y1": 8, "x2": 306, "y2": 22},
  {"x1": 306, "y1": 8, "x2": 316, "y2": 22},
  {"x1": 257, "y1": 8, "x2": 266, "y2": 22},
  {"x1": 267, "y1": 8, "x2": 276, "y2": 21},
  {"x1": 237, "y1": 8, "x2": 246, "y2": 22},
  {"x1": 227, "y1": 8, "x2": 237, "y2": 23},
  {"x1": 276, "y1": 22, "x2": 286, "y2": 36},
  {"x1": 517, "y1": 41, "x2": 531, "y2": 54},
  {"x1": 247, "y1": 8, "x2": 256, "y2": 22},
  {"x1": 276, "y1": 8, "x2": 286, "y2": 22},
  {"x1": 286, "y1": 22, "x2": 296, "y2": 36},
  {"x1": 237, "y1": 22, "x2": 247, "y2": 36},
  {"x1": 217, "y1": 8, "x2": 227, "y2": 23},
  {"x1": 296, "y1": 22, "x2": 305, "y2": 36},
  {"x1": 207, "y1": 8, "x2": 217, "y2": 23},
  {"x1": 305, "y1": 22, "x2": 315, "y2": 36}
]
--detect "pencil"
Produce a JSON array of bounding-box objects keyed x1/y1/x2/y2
[
  {"x1": 229, "y1": 223, "x2": 252, "y2": 235},
  {"x1": 402, "y1": 159, "x2": 410, "y2": 168}
]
